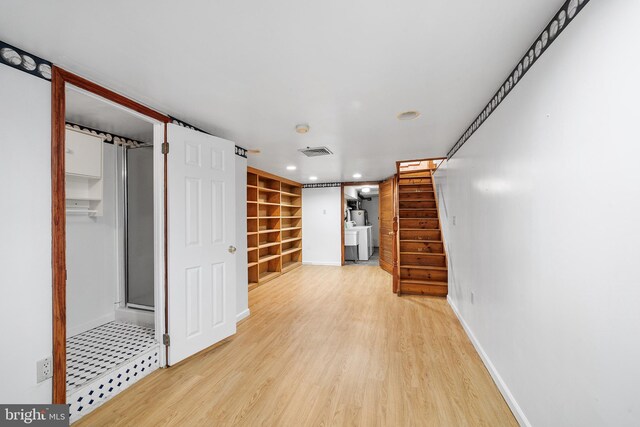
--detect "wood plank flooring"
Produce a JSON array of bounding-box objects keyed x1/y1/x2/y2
[{"x1": 76, "y1": 265, "x2": 517, "y2": 426}]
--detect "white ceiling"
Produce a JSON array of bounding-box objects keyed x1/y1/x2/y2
[
  {"x1": 1, "y1": 0, "x2": 561, "y2": 183},
  {"x1": 346, "y1": 185, "x2": 380, "y2": 197},
  {"x1": 66, "y1": 88, "x2": 154, "y2": 143}
]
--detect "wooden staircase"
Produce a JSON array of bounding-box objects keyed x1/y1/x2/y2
[{"x1": 396, "y1": 164, "x2": 448, "y2": 297}]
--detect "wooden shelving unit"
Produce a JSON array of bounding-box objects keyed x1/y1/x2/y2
[{"x1": 247, "y1": 167, "x2": 302, "y2": 291}]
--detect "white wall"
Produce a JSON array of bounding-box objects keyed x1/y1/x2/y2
[
  {"x1": 302, "y1": 187, "x2": 342, "y2": 266},
  {"x1": 361, "y1": 195, "x2": 379, "y2": 247},
  {"x1": 66, "y1": 144, "x2": 119, "y2": 336},
  {"x1": 434, "y1": 1, "x2": 640, "y2": 425},
  {"x1": 0, "y1": 65, "x2": 52, "y2": 403},
  {"x1": 235, "y1": 156, "x2": 249, "y2": 321}
]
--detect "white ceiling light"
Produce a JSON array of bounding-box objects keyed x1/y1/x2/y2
[
  {"x1": 352, "y1": 173, "x2": 362, "y2": 179},
  {"x1": 296, "y1": 124, "x2": 310, "y2": 134},
  {"x1": 309, "y1": 176, "x2": 318, "y2": 181},
  {"x1": 362, "y1": 187, "x2": 371, "y2": 193},
  {"x1": 286, "y1": 165, "x2": 297, "y2": 170},
  {"x1": 397, "y1": 111, "x2": 420, "y2": 120}
]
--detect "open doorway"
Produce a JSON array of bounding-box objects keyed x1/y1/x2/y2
[
  {"x1": 63, "y1": 84, "x2": 163, "y2": 421},
  {"x1": 343, "y1": 184, "x2": 380, "y2": 266},
  {"x1": 52, "y1": 69, "x2": 240, "y2": 416}
]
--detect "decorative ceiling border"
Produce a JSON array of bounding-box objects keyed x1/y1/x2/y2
[
  {"x1": 0, "y1": 40, "x2": 51, "y2": 80},
  {"x1": 0, "y1": 39, "x2": 248, "y2": 157},
  {"x1": 169, "y1": 117, "x2": 248, "y2": 158},
  {"x1": 302, "y1": 182, "x2": 342, "y2": 188},
  {"x1": 66, "y1": 122, "x2": 147, "y2": 147},
  {"x1": 447, "y1": 0, "x2": 591, "y2": 159}
]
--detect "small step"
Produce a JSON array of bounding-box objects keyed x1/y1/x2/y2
[
  {"x1": 400, "y1": 213, "x2": 438, "y2": 219},
  {"x1": 400, "y1": 280, "x2": 448, "y2": 297},
  {"x1": 398, "y1": 176, "x2": 432, "y2": 185},
  {"x1": 400, "y1": 241, "x2": 444, "y2": 253},
  {"x1": 399, "y1": 171, "x2": 431, "y2": 178},
  {"x1": 400, "y1": 229, "x2": 441, "y2": 241},
  {"x1": 400, "y1": 264, "x2": 447, "y2": 270},
  {"x1": 400, "y1": 252, "x2": 446, "y2": 267},
  {"x1": 399, "y1": 194, "x2": 435, "y2": 201},
  {"x1": 399, "y1": 201, "x2": 437, "y2": 209},
  {"x1": 400, "y1": 218, "x2": 439, "y2": 229},
  {"x1": 401, "y1": 279, "x2": 448, "y2": 286}
]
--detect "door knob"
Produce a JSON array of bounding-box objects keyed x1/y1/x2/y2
[{"x1": 228, "y1": 246, "x2": 237, "y2": 254}]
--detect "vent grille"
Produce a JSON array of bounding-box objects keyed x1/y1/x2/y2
[{"x1": 298, "y1": 146, "x2": 333, "y2": 157}]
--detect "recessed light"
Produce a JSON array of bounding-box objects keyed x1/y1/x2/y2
[
  {"x1": 397, "y1": 111, "x2": 420, "y2": 120},
  {"x1": 286, "y1": 165, "x2": 297, "y2": 171},
  {"x1": 362, "y1": 187, "x2": 371, "y2": 193},
  {"x1": 352, "y1": 173, "x2": 362, "y2": 179},
  {"x1": 309, "y1": 176, "x2": 318, "y2": 181},
  {"x1": 296, "y1": 124, "x2": 310, "y2": 134}
]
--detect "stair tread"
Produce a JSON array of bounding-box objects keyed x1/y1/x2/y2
[
  {"x1": 400, "y1": 239, "x2": 442, "y2": 242},
  {"x1": 400, "y1": 216, "x2": 438, "y2": 221},
  {"x1": 400, "y1": 208, "x2": 437, "y2": 210},
  {"x1": 400, "y1": 251, "x2": 445, "y2": 255},
  {"x1": 400, "y1": 279, "x2": 448, "y2": 286},
  {"x1": 400, "y1": 265, "x2": 448, "y2": 270},
  {"x1": 400, "y1": 228, "x2": 440, "y2": 231}
]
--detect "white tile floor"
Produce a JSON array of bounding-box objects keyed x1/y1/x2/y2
[
  {"x1": 66, "y1": 321, "x2": 157, "y2": 390},
  {"x1": 66, "y1": 321, "x2": 160, "y2": 422}
]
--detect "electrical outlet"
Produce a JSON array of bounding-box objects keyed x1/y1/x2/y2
[
  {"x1": 452, "y1": 215, "x2": 457, "y2": 226},
  {"x1": 470, "y1": 292, "x2": 475, "y2": 304},
  {"x1": 37, "y1": 357, "x2": 52, "y2": 383}
]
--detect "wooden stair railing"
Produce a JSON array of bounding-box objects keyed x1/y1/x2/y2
[{"x1": 395, "y1": 160, "x2": 448, "y2": 297}]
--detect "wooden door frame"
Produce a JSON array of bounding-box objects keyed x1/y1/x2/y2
[
  {"x1": 51, "y1": 66, "x2": 170, "y2": 403},
  {"x1": 340, "y1": 181, "x2": 382, "y2": 266}
]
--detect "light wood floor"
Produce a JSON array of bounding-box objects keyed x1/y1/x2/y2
[{"x1": 76, "y1": 265, "x2": 516, "y2": 426}]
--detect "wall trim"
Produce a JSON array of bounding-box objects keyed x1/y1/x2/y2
[
  {"x1": 169, "y1": 116, "x2": 247, "y2": 158},
  {"x1": 66, "y1": 122, "x2": 147, "y2": 147},
  {"x1": 447, "y1": 0, "x2": 591, "y2": 159},
  {"x1": 0, "y1": 40, "x2": 51, "y2": 80},
  {"x1": 0, "y1": 40, "x2": 248, "y2": 157},
  {"x1": 303, "y1": 182, "x2": 342, "y2": 189},
  {"x1": 447, "y1": 295, "x2": 531, "y2": 427},
  {"x1": 236, "y1": 308, "x2": 251, "y2": 323}
]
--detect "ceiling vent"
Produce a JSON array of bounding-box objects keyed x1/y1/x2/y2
[{"x1": 298, "y1": 146, "x2": 333, "y2": 157}]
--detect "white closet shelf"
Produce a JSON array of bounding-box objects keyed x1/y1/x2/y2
[
  {"x1": 66, "y1": 196, "x2": 102, "y2": 201},
  {"x1": 66, "y1": 209, "x2": 98, "y2": 216}
]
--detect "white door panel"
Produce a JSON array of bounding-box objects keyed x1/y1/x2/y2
[{"x1": 167, "y1": 123, "x2": 236, "y2": 365}]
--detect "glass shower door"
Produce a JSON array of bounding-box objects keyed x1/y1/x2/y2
[{"x1": 125, "y1": 146, "x2": 154, "y2": 309}]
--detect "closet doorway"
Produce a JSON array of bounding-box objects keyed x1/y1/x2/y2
[{"x1": 51, "y1": 68, "x2": 239, "y2": 415}]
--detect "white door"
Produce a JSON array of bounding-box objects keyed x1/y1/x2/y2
[{"x1": 167, "y1": 123, "x2": 236, "y2": 365}]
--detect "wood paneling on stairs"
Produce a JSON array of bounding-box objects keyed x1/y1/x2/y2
[{"x1": 397, "y1": 163, "x2": 448, "y2": 296}]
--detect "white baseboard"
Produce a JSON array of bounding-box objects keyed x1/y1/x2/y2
[
  {"x1": 302, "y1": 261, "x2": 341, "y2": 266},
  {"x1": 67, "y1": 312, "x2": 116, "y2": 337},
  {"x1": 236, "y1": 308, "x2": 250, "y2": 323},
  {"x1": 447, "y1": 296, "x2": 530, "y2": 427}
]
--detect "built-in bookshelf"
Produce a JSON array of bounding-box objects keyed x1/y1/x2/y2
[{"x1": 247, "y1": 167, "x2": 302, "y2": 291}]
